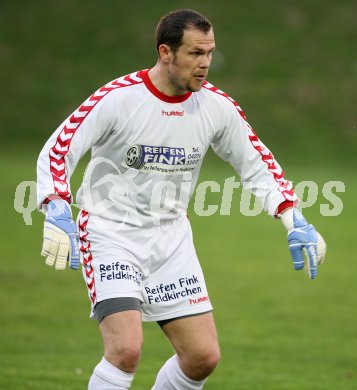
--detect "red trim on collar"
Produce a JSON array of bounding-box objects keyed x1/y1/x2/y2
[{"x1": 139, "y1": 69, "x2": 192, "y2": 103}]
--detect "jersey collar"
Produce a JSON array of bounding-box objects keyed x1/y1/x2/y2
[{"x1": 140, "y1": 69, "x2": 192, "y2": 104}]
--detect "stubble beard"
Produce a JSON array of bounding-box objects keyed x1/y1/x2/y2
[
  {"x1": 170, "y1": 53, "x2": 203, "y2": 94},
  {"x1": 187, "y1": 78, "x2": 204, "y2": 92}
]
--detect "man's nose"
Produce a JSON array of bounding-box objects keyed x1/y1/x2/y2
[{"x1": 200, "y1": 55, "x2": 211, "y2": 68}]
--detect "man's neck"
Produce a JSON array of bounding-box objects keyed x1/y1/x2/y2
[{"x1": 148, "y1": 64, "x2": 186, "y2": 97}]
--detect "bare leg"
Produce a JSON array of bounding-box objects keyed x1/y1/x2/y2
[
  {"x1": 152, "y1": 312, "x2": 220, "y2": 389},
  {"x1": 99, "y1": 310, "x2": 143, "y2": 372},
  {"x1": 88, "y1": 310, "x2": 142, "y2": 389}
]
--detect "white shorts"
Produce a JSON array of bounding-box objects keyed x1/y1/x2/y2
[{"x1": 77, "y1": 210, "x2": 213, "y2": 322}]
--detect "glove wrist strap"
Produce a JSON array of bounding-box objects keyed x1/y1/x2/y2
[
  {"x1": 46, "y1": 198, "x2": 72, "y2": 218},
  {"x1": 280, "y1": 208, "x2": 295, "y2": 231}
]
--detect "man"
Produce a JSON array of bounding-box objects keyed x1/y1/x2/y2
[{"x1": 37, "y1": 9, "x2": 326, "y2": 390}]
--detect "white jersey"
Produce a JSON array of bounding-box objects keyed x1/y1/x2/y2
[{"x1": 37, "y1": 69, "x2": 297, "y2": 226}]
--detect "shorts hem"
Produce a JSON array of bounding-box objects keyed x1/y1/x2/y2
[
  {"x1": 95, "y1": 292, "x2": 143, "y2": 304},
  {"x1": 141, "y1": 303, "x2": 213, "y2": 322},
  {"x1": 90, "y1": 292, "x2": 143, "y2": 319}
]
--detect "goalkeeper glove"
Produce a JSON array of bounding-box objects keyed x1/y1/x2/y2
[
  {"x1": 41, "y1": 199, "x2": 80, "y2": 270},
  {"x1": 281, "y1": 208, "x2": 326, "y2": 279}
]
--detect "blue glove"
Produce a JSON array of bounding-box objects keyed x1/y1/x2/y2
[
  {"x1": 281, "y1": 208, "x2": 326, "y2": 279},
  {"x1": 41, "y1": 199, "x2": 80, "y2": 270}
]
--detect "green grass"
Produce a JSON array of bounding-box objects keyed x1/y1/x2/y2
[
  {"x1": 0, "y1": 0, "x2": 356, "y2": 165},
  {"x1": 0, "y1": 149, "x2": 355, "y2": 389},
  {"x1": 0, "y1": 0, "x2": 355, "y2": 387}
]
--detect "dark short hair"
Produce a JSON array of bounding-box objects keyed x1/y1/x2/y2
[{"x1": 155, "y1": 9, "x2": 212, "y2": 53}]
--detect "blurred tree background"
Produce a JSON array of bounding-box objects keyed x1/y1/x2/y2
[{"x1": 0, "y1": 0, "x2": 356, "y2": 166}]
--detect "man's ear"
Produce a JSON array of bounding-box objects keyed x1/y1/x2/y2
[{"x1": 158, "y1": 44, "x2": 173, "y2": 63}]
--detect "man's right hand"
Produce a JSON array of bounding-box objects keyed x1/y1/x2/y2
[{"x1": 41, "y1": 199, "x2": 80, "y2": 270}]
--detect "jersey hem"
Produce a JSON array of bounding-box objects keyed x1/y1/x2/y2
[{"x1": 141, "y1": 302, "x2": 213, "y2": 322}]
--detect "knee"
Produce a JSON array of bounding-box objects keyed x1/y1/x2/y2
[
  {"x1": 181, "y1": 346, "x2": 221, "y2": 380},
  {"x1": 198, "y1": 347, "x2": 221, "y2": 377},
  {"x1": 105, "y1": 339, "x2": 142, "y2": 373}
]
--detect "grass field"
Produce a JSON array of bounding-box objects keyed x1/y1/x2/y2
[
  {"x1": 0, "y1": 148, "x2": 355, "y2": 389},
  {"x1": 0, "y1": 0, "x2": 355, "y2": 388}
]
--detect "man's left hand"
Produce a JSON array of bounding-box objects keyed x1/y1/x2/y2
[{"x1": 281, "y1": 208, "x2": 326, "y2": 279}]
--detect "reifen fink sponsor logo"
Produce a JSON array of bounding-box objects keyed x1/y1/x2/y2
[{"x1": 122, "y1": 144, "x2": 202, "y2": 174}]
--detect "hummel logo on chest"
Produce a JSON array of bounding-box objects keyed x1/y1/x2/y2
[{"x1": 161, "y1": 110, "x2": 184, "y2": 117}]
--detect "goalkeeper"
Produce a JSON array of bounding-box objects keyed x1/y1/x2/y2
[{"x1": 37, "y1": 9, "x2": 326, "y2": 390}]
